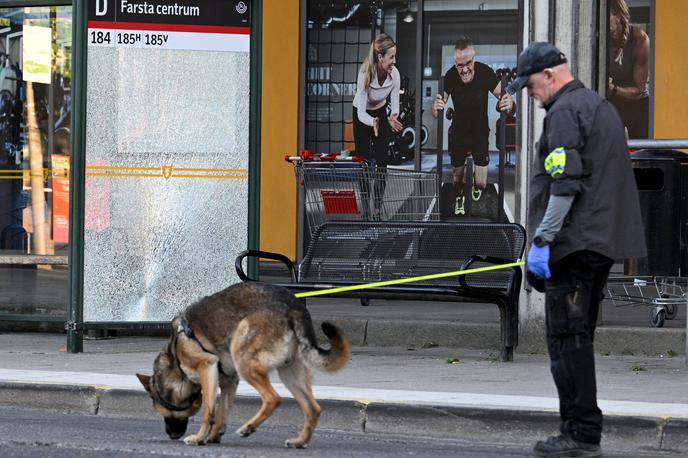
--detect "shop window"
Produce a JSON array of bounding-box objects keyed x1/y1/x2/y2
[
  {"x1": 0, "y1": 6, "x2": 72, "y2": 316},
  {"x1": 304, "y1": 1, "x2": 520, "y2": 222}
]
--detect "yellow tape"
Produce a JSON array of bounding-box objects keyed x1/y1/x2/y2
[{"x1": 294, "y1": 261, "x2": 525, "y2": 298}]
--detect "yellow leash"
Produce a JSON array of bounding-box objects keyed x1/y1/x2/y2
[{"x1": 294, "y1": 261, "x2": 525, "y2": 298}]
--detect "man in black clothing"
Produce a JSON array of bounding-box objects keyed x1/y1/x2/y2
[
  {"x1": 508, "y1": 42, "x2": 647, "y2": 457},
  {"x1": 431, "y1": 37, "x2": 513, "y2": 215}
]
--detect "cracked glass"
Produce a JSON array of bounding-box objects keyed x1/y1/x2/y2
[{"x1": 84, "y1": 47, "x2": 250, "y2": 322}]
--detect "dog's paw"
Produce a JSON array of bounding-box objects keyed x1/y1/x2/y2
[
  {"x1": 285, "y1": 438, "x2": 308, "y2": 449},
  {"x1": 206, "y1": 433, "x2": 222, "y2": 444},
  {"x1": 207, "y1": 426, "x2": 225, "y2": 443},
  {"x1": 236, "y1": 425, "x2": 256, "y2": 437},
  {"x1": 183, "y1": 434, "x2": 207, "y2": 446}
]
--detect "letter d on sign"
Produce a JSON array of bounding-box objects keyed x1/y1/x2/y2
[{"x1": 96, "y1": 0, "x2": 108, "y2": 16}]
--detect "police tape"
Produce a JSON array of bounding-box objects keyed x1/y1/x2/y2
[{"x1": 294, "y1": 261, "x2": 525, "y2": 298}]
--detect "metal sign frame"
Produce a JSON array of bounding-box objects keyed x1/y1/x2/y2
[{"x1": 66, "y1": 0, "x2": 262, "y2": 352}]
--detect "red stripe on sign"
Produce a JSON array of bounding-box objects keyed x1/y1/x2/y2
[{"x1": 88, "y1": 21, "x2": 250, "y2": 35}]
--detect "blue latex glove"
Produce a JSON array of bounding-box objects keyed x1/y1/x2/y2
[{"x1": 527, "y1": 243, "x2": 552, "y2": 279}]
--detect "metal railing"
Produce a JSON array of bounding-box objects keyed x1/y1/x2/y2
[
  {"x1": 0, "y1": 255, "x2": 68, "y2": 265},
  {"x1": 628, "y1": 139, "x2": 688, "y2": 149}
]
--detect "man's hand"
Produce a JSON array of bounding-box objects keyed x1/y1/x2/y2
[
  {"x1": 373, "y1": 117, "x2": 379, "y2": 137},
  {"x1": 431, "y1": 94, "x2": 445, "y2": 118},
  {"x1": 608, "y1": 77, "x2": 616, "y2": 96},
  {"x1": 389, "y1": 114, "x2": 403, "y2": 133},
  {"x1": 527, "y1": 243, "x2": 551, "y2": 279},
  {"x1": 498, "y1": 93, "x2": 514, "y2": 113}
]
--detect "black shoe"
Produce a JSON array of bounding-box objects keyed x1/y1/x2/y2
[{"x1": 533, "y1": 434, "x2": 601, "y2": 457}]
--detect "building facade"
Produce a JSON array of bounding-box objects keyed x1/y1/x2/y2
[{"x1": 1, "y1": 0, "x2": 686, "y2": 349}]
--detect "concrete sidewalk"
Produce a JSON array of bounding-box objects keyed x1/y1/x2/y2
[{"x1": 0, "y1": 332, "x2": 686, "y2": 455}]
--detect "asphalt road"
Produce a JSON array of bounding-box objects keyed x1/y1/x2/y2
[{"x1": 0, "y1": 408, "x2": 681, "y2": 458}]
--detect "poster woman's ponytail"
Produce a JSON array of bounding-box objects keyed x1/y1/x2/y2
[{"x1": 360, "y1": 33, "x2": 396, "y2": 91}]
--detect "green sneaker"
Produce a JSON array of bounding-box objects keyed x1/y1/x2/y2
[
  {"x1": 454, "y1": 195, "x2": 465, "y2": 215},
  {"x1": 472, "y1": 185, "x2": 482, "y2": 201}
]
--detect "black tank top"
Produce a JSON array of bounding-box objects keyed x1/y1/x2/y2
[{"x1": 608, "y1": 28, "x2": 649, "y2": 97}]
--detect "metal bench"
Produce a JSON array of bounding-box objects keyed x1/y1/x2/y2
[{"x1": 235, "y1": 221, "x2": 526, "y2": 361}]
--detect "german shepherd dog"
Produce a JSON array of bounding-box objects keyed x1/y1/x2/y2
[{"x1": 136, "y1": 282, "x2": 350, "y2": 448}]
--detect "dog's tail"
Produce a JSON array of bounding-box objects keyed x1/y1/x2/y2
[
  {"x1": 297, "y1": 318, "x2": 350, "y2": 373},
  {"x1": 314, "y1": 322, "x2": 351, "y2": 372}
]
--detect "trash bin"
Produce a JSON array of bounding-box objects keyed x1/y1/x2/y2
[{"x1": 624, "y1": 149, "x2": 688, "y2": 276}]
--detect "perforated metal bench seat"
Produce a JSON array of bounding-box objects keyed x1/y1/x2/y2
[{"x1": 236, "y1": 221, "x2": 526, "y2": 361}]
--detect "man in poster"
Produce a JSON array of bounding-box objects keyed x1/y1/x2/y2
[{"x1": 431, "y1": 37, "x2": 514, "y2": 216}]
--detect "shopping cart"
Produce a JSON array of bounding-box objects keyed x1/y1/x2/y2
[
  {"x1": 606, "y1": 276, "x2": 685, "y2": 327},
  {"x1": 286, "y1": 150, "x2": 439, "y2": 237}
]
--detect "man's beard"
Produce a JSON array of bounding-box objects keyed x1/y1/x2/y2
[
  {"x1": 460, "y1": 70, "x2": 474, "y2": 83},
  {"x1": 536, "y1": 88, "x2": 553, "y2": 108}
]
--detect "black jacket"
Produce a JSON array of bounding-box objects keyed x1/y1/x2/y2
[{"x1": 528, "y1": 80, "x2": 647, "y2": 263}]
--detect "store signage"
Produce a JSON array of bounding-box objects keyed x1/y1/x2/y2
[
  {"x1": 87, "y1": 0, "x2": 250, "y2": 52},
  {"x1": 306, "y1": 82, "x2": 357, "y2": 97},
  {"x1": 306, "y1": 65, "x2": 357, "y2": 97},
  {"x1": 23, "y1": 25, "x2": 52, "y2": 84}
]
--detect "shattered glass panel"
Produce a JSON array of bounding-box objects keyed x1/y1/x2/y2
[{"x1": 84, "y1": 48, "x2": 249, "y2": 322}]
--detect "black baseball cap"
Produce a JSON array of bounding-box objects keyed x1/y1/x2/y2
[{"x1": 506, "y1": 42, "x2": 568, "y2": 94}]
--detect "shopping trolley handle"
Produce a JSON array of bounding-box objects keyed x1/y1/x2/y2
[
  {"x1": 284, "y1": 149, "x2": 366, "y2": 163},
  {"x1": 319, "y1": 152, "x2": 340, "y2": 161},
  {"x1": 285, "y1": 149, "x2": 317, "y2": 162}
]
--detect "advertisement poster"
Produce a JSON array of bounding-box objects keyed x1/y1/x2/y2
[
  {"x1": 51, "y1": 155, "x2": 70, "y2": 244},
  {"x1": 607, "y1": 0, "x2": 651, "y2": 139},
  {"x1": 22, "y1": 24, "x2": 52, "y2": 84}
]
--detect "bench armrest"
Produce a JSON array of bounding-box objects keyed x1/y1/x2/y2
[
  {"x1": 458, "y1": 255, "x2": 519, "y2": 292},
  {"x1": 235, "y1": 250, "x2": 297, "y2": 283}
]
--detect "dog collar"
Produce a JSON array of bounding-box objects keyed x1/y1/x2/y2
[
  {"x1": 178, "y1": 319, "x2": 216, "y2": 356},
  {"x1": 178, "y1": 319, "x2": 195, "y2": 340},
  {"x1": 150, "y1": 375, "x2": 200, "y2": 412}
]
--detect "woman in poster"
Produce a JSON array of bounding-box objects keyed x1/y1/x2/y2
[
  {"x1": 352, "y1": 33, "x2": 403, "y2": 219},
  {"x1": 608, "y1": 0, "x2": 650, "y2": 139}
]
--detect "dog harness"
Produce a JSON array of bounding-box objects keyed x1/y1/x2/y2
[
  {"x1": 178, "y1": 319, "x2": 231, "y2": 376},
  {"x1": 179, "y1": 319, "x2": 214, "y2": 354}
]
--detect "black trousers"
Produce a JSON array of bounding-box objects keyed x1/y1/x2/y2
[
  {"x1": 353, "y1": 106, "x2": 390, "y2": 218},
  {"x1": 544, "y1": 250, "x2": 614, "y2": 445},
  {"x1": 352, "y1": 106, "x2": 392, "y2": 165}
]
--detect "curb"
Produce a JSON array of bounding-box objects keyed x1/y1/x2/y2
[
  {"x1": 1, "y1": 382, "x2": 687, "y2": 454},
  {"x1": 0, "y1": 382, "x2": 99, "y2": 415}
]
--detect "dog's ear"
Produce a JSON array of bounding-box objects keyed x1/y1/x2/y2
[
  {"x1": 171, "y1": 317, "x2": 182, "y2": 333},
  {"x1": 136, "y1": 373, "x2": 152, "y2": 393}
]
